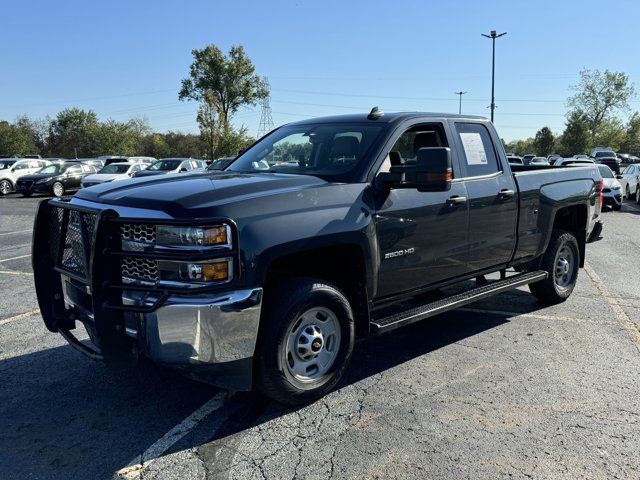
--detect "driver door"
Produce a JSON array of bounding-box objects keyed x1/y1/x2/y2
[{"x1": 374, "y1": 122, "x2": 471, "y2": 298}]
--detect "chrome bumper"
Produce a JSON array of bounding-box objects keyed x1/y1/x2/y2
[{"x1": 125, "y1": 288, "x2": 263, "y2": 366}]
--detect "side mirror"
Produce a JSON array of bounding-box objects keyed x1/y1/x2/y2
[
  {"x1": 615, "y1": 174, "x2": 623, "y2": 179},
  {"x1": 376, "y1": 147, "x2": 452, "y2": 192},
  {"x1": 179, "y1": 167, "x2": 188, "y2": 173}
]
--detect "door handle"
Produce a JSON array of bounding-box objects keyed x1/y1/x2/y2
[
  {"x1": 498, "y1": 189, "x2": 515, "y2": 200},
  {"x1": 446, "y1": 195, "x2": 467, "y2": 206}
]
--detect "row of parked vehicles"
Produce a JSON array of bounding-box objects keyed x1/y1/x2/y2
[
  {"x1": 506, "y1": 147, "x2": 640, "y2": 212},
  {"x1": 0, "y1": 155, "x2": 233, "y2": 197}
]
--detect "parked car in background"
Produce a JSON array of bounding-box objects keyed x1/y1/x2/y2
[
  {"x1": 521, "y1": 154, "x2": 536, "y2": 165},
  {"x1": 572, "y1": 154, "x2": 589, "y2": 159},
  {"x1": 597, "y1": 164, "x2": 622, "y2": 211},
  {"x1": 591, "y1": 151, "x2": 621, "y2": 174},
  {"x1": 530, "y1": 157, "x2": 550, "y2": 166},
  {"x1": 23, "y1": 154, "x2": 42, "y2": 159},
  {"x1": 617, "y1": 153, "x2": 632, "y2": 165},
  {"x1": 618, "y1": 163, "x2": 640, "y2": 200},
  {"x1": 72, "y1": 158, "x2": 105, "y2": 169},
  {"x1": 81, "y1": 162, "x2": 147, "y2": 188},
  {"x1": 553, "y1": 158, "x2": 595, "y2": 167},
  {"x1": 132, "y1": 158, "x2": 206, "y2": 177},
  {"x1": 15, "y1": 161, "x2": 96, "y2": 197},
  {"x1": 507, "y1": 155, "x2": 523, "y2": 165},
  {"x1": 207, "y1": 157, "x2": 235, "y2": 170},
  {"x1": 547, "y1": 154, "x2": 563, "y2": 163},
  {"x1": 0, "y1": 158, "x2": 51, "y2": 195}
]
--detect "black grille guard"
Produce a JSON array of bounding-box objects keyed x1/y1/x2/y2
[{"x1": 32, "y1": 198, "x2": 240, "y2": 368}]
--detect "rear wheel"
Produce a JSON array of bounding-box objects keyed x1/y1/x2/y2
[
  {"x1": 626, "y1": 185, "x2": 631, "y2": 199},
  {"x1": 255, "y1": 278, "x2": 355, "y2": 405},
  {"x1": 529, "y1": 229, "x2": 580, "y2": 304},
  {"x1": 587, "y1": 221, "x2": 603, "y2": 243},
  {"x1": 52, "y1": 182, "x2": 65, "y2": 197},
  {"x1": 0, "y1": 179, "x2": 12, "y2": 195}
]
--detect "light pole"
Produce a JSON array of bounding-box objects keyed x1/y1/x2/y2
[
  {"x1": 481, "y1": 30, "x2": 506, "y2": 123},
  {"x1": 454, "y1": 91, "x2": 467, "y2": 114}
]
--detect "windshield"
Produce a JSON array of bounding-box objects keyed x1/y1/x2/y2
[
  {"x1": 227, "y1": 123, "x2": 384, "y2": 180},
  {"x1": 595, "y1": 151, "x2": 615, "y2": 158},
  {"x1": 38, "y1": 165, "x2": 62, "y2": 174},
  {"x1": 148, "y1": 160, "x2": 181, "y2": 171},
  {"x1": 98, "y1": 164, "x2": 130, "y2": 174},
  {"x1": 598, "y1": 165, "x2": 614, "y2": 178},
  {"x1": 0, "y1": 161, "x2": 15, "y2": 170}
]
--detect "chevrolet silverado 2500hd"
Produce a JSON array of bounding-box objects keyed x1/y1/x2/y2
[{"x1": 33, "y1": 111, "x2": 602, "y2": 404}]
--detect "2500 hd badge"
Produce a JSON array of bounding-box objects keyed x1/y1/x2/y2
[{"x1": 384, "y1": 247, "x2": 416, "y2": 259}]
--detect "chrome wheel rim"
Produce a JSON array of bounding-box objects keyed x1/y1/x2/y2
[
  {"x1": 0, "y1": 180, "x2": 10, "y2": 195},
  {"x1": 554, "y1": 245, "x2": 574, "y2": 289},
  {"x1": 53, "y1": 182, "x2": 64, "y2": 197},
  {"x1": 283, "y1": 307, "x2": 341, "y2": 382}
]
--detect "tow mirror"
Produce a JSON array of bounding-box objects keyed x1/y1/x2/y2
[{"x1": 376, "y1": 147, "x2": 452, "y2": 192}]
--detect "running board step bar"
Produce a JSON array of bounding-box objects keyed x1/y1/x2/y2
[{"x1": 370, "y1": 270, "x2": 548, "y2": 334}]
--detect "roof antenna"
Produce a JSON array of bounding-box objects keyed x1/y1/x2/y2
[{"x1": 368, "y1": 106, "x2": 384, "y2": 120}]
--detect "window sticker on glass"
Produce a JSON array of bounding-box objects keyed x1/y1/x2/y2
[{"x1": 459, "y1": 132, "x2": 488, "y2": 165}]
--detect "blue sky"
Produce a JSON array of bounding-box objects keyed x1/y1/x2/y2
[{"x1": 2, "y1": 0, "x2": 639, "y2": 141}]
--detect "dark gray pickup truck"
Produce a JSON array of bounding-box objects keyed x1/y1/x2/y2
[{"x1": 33, "y1": 111, "x2": 603, "y2": 404}]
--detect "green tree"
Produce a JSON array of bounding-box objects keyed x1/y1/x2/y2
[
  {"x1": 591, "y1": 118, "x2": 626, "y2": 151},
  {"x1": 557, "y1": 112, "x2": 590, "y2": 156},
  {"x1": 621, "y1": 113, "x2": 640, "y2": 155},
  {"x1": 92, "y1": 117, "x2": 151, "y2": 156},
  {"x1": 532, "y1": 127, "x2": 555, "y2": 156},
  {"x1": 567, "y1": 69, "x2": 635, "y2": 136},
  {"x1": 0, "y1": 120, "x2": 37, "y2": 156},
  {"x1": 15, "y1": 115, "x2": 50, "y2": 154},
  {"x1": 216, "y1": 124, "x2": 254, "y2": 158},
  {"x1": 140, "y1": 133, "x2": 171, "y2": 158},
  {"x1": 197, "y1": 91, "x2": 222, "y2": 160},
  {"x1": 48, "y1": 108, "x2": 99, "y2": 157},
  {"x1": 162, "y1": 132, "x2": 203, "y2": 158},
  {"x1": 179, "y1": 44, "x2": 267, "y2": 126}
]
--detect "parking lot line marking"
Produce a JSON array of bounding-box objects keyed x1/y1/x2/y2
[
  {"x1": 0, "y1": 270, "x2": 33, "y2": 276},
  {"x1": 623, "y1": 203, "x2": 640, "y2": 212},
  {"x1": 0, "y1": 308, "x2": 40, "y2": 326},
  {"x1": 0, "y1": 229, "x2": 31, "y2": 236},
  {"x1": 0, "y1": 254, "x2": 30, "y2": 263},
  {"x1": 116, "y1": 392, "x2": 229, "y2": 479},
  {"x1": 584, "y1": 263, "x2": 640, "y2": 352},
  {"x1": 458, "y1": 307, "x2": 589, "y2": 324}
]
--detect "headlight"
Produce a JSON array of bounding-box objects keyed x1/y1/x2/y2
[
  {"x1": 157, "y1": 258, "x2": 231, "y2": 282},
  {"x1": 156, "y1": 225, "x2": 230, "y2": 247}
]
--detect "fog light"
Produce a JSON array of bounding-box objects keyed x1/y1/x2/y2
[{"x1": 158, "y1": 259, "x2": 231, "y2": 283}]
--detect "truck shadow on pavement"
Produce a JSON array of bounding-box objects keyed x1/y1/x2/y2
[{"x1": 0, "y1": 292, "x2": 542, "y2": 479}]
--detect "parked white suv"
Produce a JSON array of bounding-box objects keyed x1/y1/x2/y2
[{"x1": 0, "y1": 158, "x2": 51, "y2": 195}]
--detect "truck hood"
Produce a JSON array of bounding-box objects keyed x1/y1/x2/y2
[{"x1": 73, "y1": 171, "x2": 327, "y2": 216}]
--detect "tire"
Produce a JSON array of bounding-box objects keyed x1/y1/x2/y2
[
  {"x1": 613, "y1": 204, "x2": 622, "y2": 211},
  {"x1": 0, "y1": 179, "x2": 12, "y2": 195},
  {"x1": 626, "y1": 185, "x2": 631, "y2": 200},
  {"x1": 52, "y1": 182, "x2": 65, "y2": 197},
  {"x1": 529, "y1": 229, "x2": 580, "y2": 304},
  {"x1": 587, "y1": 221, "x2": 603, "y2": 243},
  {"x1": 255, "y1": 277, "x2": 355, "y2": 405}
]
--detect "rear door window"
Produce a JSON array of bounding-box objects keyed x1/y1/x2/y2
[{"x1": 454, "y1": 123, "x2": 501, "y2": 177}]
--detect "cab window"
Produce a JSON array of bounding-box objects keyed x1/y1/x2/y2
[
  {"x1": 13, "y1": 161, "x2": 29, "y2": 170},
  {"x1": 454, "y1": 123, "x2": 501, "y2": 177},
  {"x1": 379, "y1": 124, "x2": 450, "y2": 174}
]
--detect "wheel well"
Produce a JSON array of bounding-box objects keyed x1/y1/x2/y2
[
  {"x1": 263, "y1": 245, "x2": 370, "y2": 337},
  {"x1": 552, "y1": 205, "x2": 587, "y2": 266}
]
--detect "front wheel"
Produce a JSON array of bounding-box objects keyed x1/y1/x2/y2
[
  {"x1": 0, "y1": 179, "x2": 12, "y2": 195},
  {"x1": 255, "y1": 278, "x2": 355, "y2": 405},
  {"x1": 52, "y1": 182, "x2": 65, "y2": 197},
  {"x1": 626, "y1": 186, "x2": 631, "y2": 200},
  {"x1": 529, "y1": 229, "x2": 580, "y2": 304}
]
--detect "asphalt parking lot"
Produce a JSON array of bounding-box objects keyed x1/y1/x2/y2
[{"x1": 1, "y1": 194, "x2": 640, "y2": 480}]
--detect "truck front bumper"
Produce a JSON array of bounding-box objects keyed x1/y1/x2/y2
[{"x1": 33, "y1": 198, "x2": 260, "y2": 391}]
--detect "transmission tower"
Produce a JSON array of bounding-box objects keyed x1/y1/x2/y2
[{"x1": 257, "y1": 77, "x2": 275, "y2": 138}]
